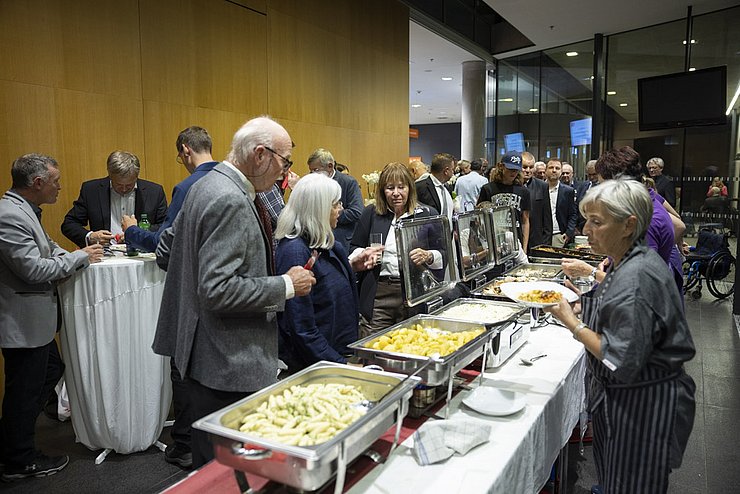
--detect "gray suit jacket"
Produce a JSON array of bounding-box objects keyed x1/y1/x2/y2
[
  {"x1": 153, "y1": 163, "x2": 287, "y2": 392},
  {"x1": 0, "y1": 191, "x2": 89, "y2": 348}
]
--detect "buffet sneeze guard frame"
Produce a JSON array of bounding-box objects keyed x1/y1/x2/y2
[
  {"x1": 483, "y1": 205, "x2": 519, "y2": 267},
  {"x1": 452, "y1": 209, "x2": 497, "y2": 288},
  {"x1": 394, "y1": 214, "x2": 458, "y2": 309}
]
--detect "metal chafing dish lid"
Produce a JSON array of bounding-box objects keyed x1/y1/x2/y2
[
  {"x1": 395, "y1": 214, "x2": 458, "y2": 307},
  {"x1": 452, "y1": 209, "x2": 497, "y2": 282},
  {"x1": 476, "y1": 204, "x2": 518, "y2": 265}
]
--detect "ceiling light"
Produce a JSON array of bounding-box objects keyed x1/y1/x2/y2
[
  {"x1": 566, "y1": 52, "x2": 578, "y2": 57},
  {"x1": 689, "y1": 67, "x2": 696, "y2": 71},
  {"x1": 627, "y1": 120, "x2": 636, "y2": 123},
  {"x1": 411, "y1": 104, "x2": 421, "y2": 108},
  {"x1": 619, "y1": 103, "x2": 628, "y2": 107},
  {"x1": 441, "y1": 76, "x2": 453, "y2": 81},
  {"x1": 607, "y1": 91, "x2": 616, "y2": 95},
  {"x1": 682, "y1": 39, "x2": 697, "y2": 45},
  {"x1": 726, "y1": 80, "x2": 740, "y2": 115},
  {"x1": 529, "y1": 108, "x2": 538, "y2": 112},
  {"x1": 498, "y1": 98, "x2": 514, "y2": 102}
]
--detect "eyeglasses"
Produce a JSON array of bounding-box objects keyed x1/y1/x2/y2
[{"x1": 264, "y1": 146, "x2": 293, "y2": 172}]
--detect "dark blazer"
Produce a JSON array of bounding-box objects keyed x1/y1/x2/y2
[
  {"x1": 276, "y1": 237, "x2": 358, "y2": 372},
  {"x1": 350, "y1": 204, "x2": 439, "y2": 322},
  {"x1": 332, "y1": 171, "x2": 364, "y2": 251},
  {"x1": 61, "y1": 177, "x2": 168, "y2": 248},
  {"x1": 415, "y1": 176, "x2": 450, "y2": 215},
  {"x1": 524, "y1": 177, "x2": 553, "y2": 250},
  {"x1": 125, "y1": 161, "x2": 217, "y2": 252},
  {"x1": 574, "y1": 180, "x2": 595, "y2": 232},
  {"x1": 552, "y1": 183, "x2": 578, "y2": 241}
]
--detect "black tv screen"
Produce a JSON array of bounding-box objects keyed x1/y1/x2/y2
[{"x1": 638, "y1": 66, "x2": 727, "y2": 131}]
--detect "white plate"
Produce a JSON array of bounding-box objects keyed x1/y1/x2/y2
[
  {"x1": 498, "y1": 281, "x2": 579, "y2": 308},
  {"x1": 463, "y1": 387, "x2": 526, "y2": 416}
]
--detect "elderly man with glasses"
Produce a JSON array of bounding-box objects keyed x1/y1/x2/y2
[{"x1": 306, "y1": 148, "x2": 363, "y2": 251}]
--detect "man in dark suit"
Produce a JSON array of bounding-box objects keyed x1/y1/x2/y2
[
  {"x1": 574, "y1": 159, "x2": 598, "y2": 234},
  {"x1": 307, "y1": 149, "x2": 363, "y2": 251},
  {"x1": 521, "y1": 151, "x2": 553, "y2": 252},
  {"x1": 545, "y1": 159, "x2": 578, "y2": 247},
  {"x1": 647, "y1": 156, "x2": 676, "y2": 207},
  {"x1": 0, "y1": 154, "x2": 103, "y2": 481},
  {"x1": 154, "y1": 116, "x2": 316, "y2": 468},
  {"x1": 415, "y1": 152, "x2": 454, "y2": 226},
  {"x1": 61, "y1": 151, "x2": 168, "y2": 248}
]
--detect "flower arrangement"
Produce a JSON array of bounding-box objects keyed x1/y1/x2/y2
[{"x1": 361, "y1": 171, "x2": 380, "y2": 206}]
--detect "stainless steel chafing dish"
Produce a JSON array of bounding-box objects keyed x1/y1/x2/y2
[
  {"x1": 349, "y1": 315, "x2": 493, "y2": 386},
  {"x1": 192, "y1": 362, "x2": 419, "y2": 493},
  {"x1": 471, "y1": 263, "x2": 565, "y2": 300}
]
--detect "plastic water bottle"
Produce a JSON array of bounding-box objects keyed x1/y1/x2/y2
[{"x1": 138, "y1": 214, "x2": 150, "y2": 231}]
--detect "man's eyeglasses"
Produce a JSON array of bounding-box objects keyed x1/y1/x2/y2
[{"x1": 264, "y1": 146, "x2": 293, "y2": 172}]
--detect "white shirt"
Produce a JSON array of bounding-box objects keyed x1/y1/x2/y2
[
  {"x1": 429, "y1": 174, "x2": 454, "y2": 225},
  {"x1": 109, "y1": 183, "x2": 136, "y2": 236},
  {"x1": 454, "y1": 171, "x2": 488, "y2": 211},
  {"x1": 548, "y1": 182, "x2": 560, "y2": 234}
]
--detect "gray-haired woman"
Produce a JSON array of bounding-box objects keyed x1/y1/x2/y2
[{"x1": 547, "y1": 178, "x2": 696, "y2": 493}]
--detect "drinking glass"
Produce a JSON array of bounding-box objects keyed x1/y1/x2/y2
[{"x1": 369, "y1": 233, "x2": 383, "y2": 266}]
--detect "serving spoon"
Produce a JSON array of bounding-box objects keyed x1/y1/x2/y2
[{"x1": 520, "y1": 354, "x2": 547, "y2": 366}]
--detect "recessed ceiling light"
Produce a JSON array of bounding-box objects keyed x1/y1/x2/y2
[
  {"x1": 607, "y1": 91, "x2": 617, "y2": 95},
  {"x1": 441, "y1": 77, "x2": 453, "y2": 81},
  {"x1": 689, "y1": 67, "x2": 696, "y2": 71},
  {"x1": 619, "y1": 103, "x2": 628, "y2": 107},
  {"x1": 499, "y1": 98, "x2": 514, "y2": 102},
  {"x1": 566, "y1": 51, "x2": 578, "y2": 57},
  {"x1": 529, "y1": 108, "x2": 538, "y2": 112},
  {"x1": 682, "y1": 39, "x2": 697, "y2": 45},
  {"x1": 411, "y1": 104, "x2": 421, "y2": 108},
  {"x1": 627, "y1": 120, "x2": 636, "y2": 123}
]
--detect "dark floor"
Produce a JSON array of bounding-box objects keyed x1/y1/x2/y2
[{"x1": 1, "y1": 280, "x2": 736, "y2": 493}]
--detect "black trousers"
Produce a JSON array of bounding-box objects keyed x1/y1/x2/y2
[
  {"x1": 170, "y1": 360, "x2": 191, "y2": 451},
  {"x1": 1, "y1": 340, "x2": 64, "y2": 466},
  {"x1": 186, "y1": 377, "x2": 250, "y2": 469}
]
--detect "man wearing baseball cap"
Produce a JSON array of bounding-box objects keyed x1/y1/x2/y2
[{"x1": 477, "y1": 151, "x2": 531, "y2": 253}]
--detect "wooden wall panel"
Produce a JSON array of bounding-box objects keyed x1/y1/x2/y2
[{"x1": 140, "y1": 0, "x2": 268, "y2": 114}]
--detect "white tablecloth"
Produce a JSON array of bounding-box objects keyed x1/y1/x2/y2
[
  {"x1": 58, "y1": 256, "x2": 172, "y2": 454},
  {"x1": 348, "y1": 324, "x2": 586, "y2": 494}
]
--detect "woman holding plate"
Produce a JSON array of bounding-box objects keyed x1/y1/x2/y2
[{"x1": 546, "y1": 178, "x2": 695, "y2": 493}]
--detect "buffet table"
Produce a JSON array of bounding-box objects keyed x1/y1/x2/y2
[
  {"x1": 164, "y1": 322, "x2": 586, "y2": 493},
  {"x1": 58, "y1": 256, "x2": 172, "y2": 458}
]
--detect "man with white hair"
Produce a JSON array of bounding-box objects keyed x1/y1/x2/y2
[
  {"x1": 534, "y1": 161, "x2": 546, "y2": 180},
  {"x1": 647, "y1": 157, "x2": 676, "y2": 207},
  {"x1": 560, "y1": 163, "x2": 574, "y2": 186},
  {"x1": 154, "y1": 116, "x2": 316, "y2": 468}
]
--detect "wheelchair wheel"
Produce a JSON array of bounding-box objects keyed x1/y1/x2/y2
[
  {"x1": 706, "y1": 251, "x2": 735, "y2": 299},
  {"x1": 683, "y1": 260, "x2": 700, "y2": 291}
]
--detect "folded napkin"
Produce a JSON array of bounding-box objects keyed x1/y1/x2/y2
[{"x1": 412, "y1": 419, "x2": 491, "y2": 465}]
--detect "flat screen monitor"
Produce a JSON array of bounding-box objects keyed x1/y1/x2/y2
[
  {"x1": 638, "y1": 66, "x2": 727, "y2": 131},
  {"x1": 570, "y1": 117, "x2": 592, "y2": 146},
  {"x1": 504, "y1": 132, "x2": 525, "y2": 152}
]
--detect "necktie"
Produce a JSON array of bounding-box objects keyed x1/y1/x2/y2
[{"x1": 254, "y1": 197, "x2": 275, "y2": 274}]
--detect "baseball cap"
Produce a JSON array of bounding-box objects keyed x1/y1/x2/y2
[{"x1": 501, "y1": 151, "x2": 522, "y2": 171}]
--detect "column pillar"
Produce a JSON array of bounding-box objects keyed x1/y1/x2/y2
[{"x1": 461, "y1": 60, "x2": 487, "y2": 161}]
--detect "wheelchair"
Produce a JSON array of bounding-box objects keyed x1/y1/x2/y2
[{"x1": 683, "y1": 228, "x2": 735, "y2": 300}]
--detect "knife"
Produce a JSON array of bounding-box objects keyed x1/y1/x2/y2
[{"x1": 303, "y1": 249, "x2": 320, "y2": 270}]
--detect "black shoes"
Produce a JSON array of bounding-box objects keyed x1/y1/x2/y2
[
  {"x1": 1, "y1": 454, "x2": 69, "y2": 482},
  {"x1": 164, "y1": 444, "x2": 192, "y2": 469}
]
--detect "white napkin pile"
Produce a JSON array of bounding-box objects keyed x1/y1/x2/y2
[{"x1": 412, "y1": 419, "x2": 491, "y2": 465}]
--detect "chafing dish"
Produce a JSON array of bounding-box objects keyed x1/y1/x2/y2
[
  {"x1": 349, "y1": 315, "x2": 492, "y2": 386},
  {"x1": 530, "y1": 244, "x2": 605, "y2": 263},
  {"x1": 471, "y1": 263, "x2": 565, "y2": 300},
  {"x1": 192, "y1": 362, "x2": 419, "y2": 492}
]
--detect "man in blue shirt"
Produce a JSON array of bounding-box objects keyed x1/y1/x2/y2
[
  {"x1": 122, "y1": 126, "x2": 217, "y2": 469},
  {"x1": 122, "y1": 127, "x2": 217, "y2": 252}
]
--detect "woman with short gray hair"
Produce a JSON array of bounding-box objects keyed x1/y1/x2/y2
[{"x1": 547, "y1": 178, "x2": 696, "y2": 493}]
